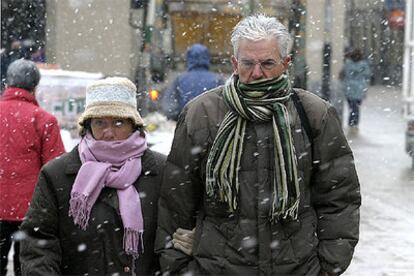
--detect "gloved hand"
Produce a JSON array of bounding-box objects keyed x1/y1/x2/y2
[{"x1": 172, "y1": 227, "x2": 195, "y2": 256}]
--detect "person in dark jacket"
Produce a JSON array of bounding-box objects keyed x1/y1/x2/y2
[
  {"x1": 161, "y1": 43, "x2": 224, "y2": 120},
  {"x1": 19, "y1": 77, "x2": 171, "y2": 275},
  {"x1": 1, "y1": 40, "x2": 24, "y2": 92},
  {"x1": 341, "y1": 48, "x2": 371, "y2": 129},
  {"x1": 0, "y1": 59, "x2": 65, "y2": 276},
  {"x1": 156, "y1": 14, "x2": 361, "y2": 276}
]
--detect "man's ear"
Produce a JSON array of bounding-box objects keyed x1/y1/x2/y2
[
  {"x1": 282, "y1": 56, "x2": 291, "y2": 70},
  {"x1": 231, "y1": 56, "x2": 239, "y2": 75}
]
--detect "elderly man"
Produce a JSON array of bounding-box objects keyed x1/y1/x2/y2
[
  {"x1": 0, "y1": 59, "x2": 65, "y2": 275},
  {"x1": 156, "y1": 14, "x2": 360, "y2": 276}
]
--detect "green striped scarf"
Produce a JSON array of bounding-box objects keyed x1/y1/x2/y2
[{"x1": 205, "y1": 74, "x2": 300, "y2": 221}]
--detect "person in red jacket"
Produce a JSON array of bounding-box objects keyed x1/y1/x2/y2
[{"x1": 0, "y1": 59, "x2": 65, "y2": 275}]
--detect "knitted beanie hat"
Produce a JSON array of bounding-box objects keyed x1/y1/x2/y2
[
  {"x1": 78, "y1": 77, "x2": 144, "y2": 130},
  {"x1": 6, "y1": 59, "x2": 40, "y2": 91}
]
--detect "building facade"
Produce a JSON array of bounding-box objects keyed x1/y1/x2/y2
[{"x1": 4, "y1": 0, "x2": 401, "y2": 96}]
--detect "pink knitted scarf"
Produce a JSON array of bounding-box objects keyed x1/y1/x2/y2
[{"x1": 69, "y1": 131, "x2": 147, "y2": 257}]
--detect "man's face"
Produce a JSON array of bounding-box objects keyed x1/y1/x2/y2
[{"x1": 231, "y1": 38, "x2": 290, "y2": 84}]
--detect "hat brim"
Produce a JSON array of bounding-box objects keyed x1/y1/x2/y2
[{"x1": 78, "y1": 102, "x2": 144, "y2": 128}]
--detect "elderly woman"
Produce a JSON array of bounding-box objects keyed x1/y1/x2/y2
[{"x1": 20, "y1": 77, "x2": 166, "y2": 275}]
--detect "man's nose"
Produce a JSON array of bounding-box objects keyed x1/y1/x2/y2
[{"x1": 251, "y1": 64, "x2": 264, "y2": 80}]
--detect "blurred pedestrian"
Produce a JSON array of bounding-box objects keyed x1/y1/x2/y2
[
  {"x1": 156, "y1": 14, "x2": 361, "y2": 275},
  {"x1": 19, "y1": 77, "x2": 190, "y2": 275},
  {"x1": 0, "y1": 59, "x2": 65, "y2": 275},
  {"x1": 1, "y1": 40, "x2": 24, "y2": 92},
  {"x1": 161, "y1": 43, "x2": 224, "y2": 121},
  {"x1": 30, "y1": 47, "x2": 46, "y2": 63},
  {"x1": 341, "y1": 48, "x2": 371, "y2": 129},
  {"x1": 19, "y1": 39, "x2": 36, "y2": 61}
]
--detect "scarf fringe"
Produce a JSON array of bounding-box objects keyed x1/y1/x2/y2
[
  {"x1": 69, "y1": 192, "x2": 92, "y2": 230},
  {"x1": 123, "y1": 228, "x2": 144, "y2": 257},
  {"x1": 271, "y1": 197, "x2": 300, "y2": 221},
  {"x1": 284, "y1": 198, "x2": 300, "y2": 220}
]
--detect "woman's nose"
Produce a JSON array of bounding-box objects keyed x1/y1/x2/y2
[{"x1": 102, "y1": 126, "x2": 116, "y2": 140}]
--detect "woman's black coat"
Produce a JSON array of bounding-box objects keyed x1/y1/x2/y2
[{"x1": 20, "y1": 146, "x2": 166, "y2": 275}]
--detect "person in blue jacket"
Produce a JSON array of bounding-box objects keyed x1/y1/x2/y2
[
  {"x1": 341, "y1": 48, "x2": 371, "y2": 128},
  {"x1": 161, "y1": 43, "x2": 224, "y2": 120}
]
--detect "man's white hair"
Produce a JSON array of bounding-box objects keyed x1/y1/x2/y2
[{"x1": 231, "y1": 14, "x2": 293, "y2": 58}]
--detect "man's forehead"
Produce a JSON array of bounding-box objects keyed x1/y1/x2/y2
[{"x1": 238, "y1": 38, "x2": 280, "y2": 59}]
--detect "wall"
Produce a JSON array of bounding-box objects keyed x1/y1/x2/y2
[{"x1": 45, "y1": 0, "x2": 138, "y2": 77}]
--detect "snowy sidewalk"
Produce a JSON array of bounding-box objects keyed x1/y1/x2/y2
[{"x1": 343, "y1": 85, "x2": 414, "y2": 275}]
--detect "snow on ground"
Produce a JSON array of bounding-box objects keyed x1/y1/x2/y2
[
  {"x1": 144, "y1": 112, "x2": 176, "y2": 155},
  {"x1": 343, "y1": 85, "x2": 414, "y2": 275},
  {"x1": 60, "y1": 129, "x2": 80, "y2": 152}
]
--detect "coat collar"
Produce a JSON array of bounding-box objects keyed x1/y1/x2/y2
[{"x1": 1, "y1": 87, "x2": 39, "y2": 106}]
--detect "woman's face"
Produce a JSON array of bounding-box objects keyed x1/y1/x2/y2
[{"x1": 90, "y1": 117, "x2": 134, "y2": 141}]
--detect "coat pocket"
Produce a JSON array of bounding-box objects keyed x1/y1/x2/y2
[
  {"x1": 282, "y1": 211, "x2": 318, "y2": 262},
  {"x1": 192, "y1": 218, "x2": 225, "y2": 274}
]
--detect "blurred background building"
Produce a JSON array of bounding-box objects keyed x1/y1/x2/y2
[
  {"x1": 345, "y1": 0, "x2": 405, "y2": 86},
  {"x1": 1, "y1": 0, "x2": 407, "y2": 106}
]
